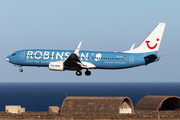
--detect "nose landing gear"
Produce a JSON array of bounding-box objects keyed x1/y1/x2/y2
[
  {"x1": 19, "y1": 69, "x2": 23, "y2": 72},
  {"x1": 19, "y1": 66, "x2": 23, "y2": 73}
]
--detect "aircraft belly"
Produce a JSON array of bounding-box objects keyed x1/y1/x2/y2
[
  {"x1": 92, "y1": 61, "x2": 127, "y2": 69},
  {"x1": 92, "y1": 57, "x2": 145, "y2": 69}
]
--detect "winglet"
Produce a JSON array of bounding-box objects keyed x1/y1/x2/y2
[{"x1": 74, "y1": 41, "x2": 82, "y2": 54}]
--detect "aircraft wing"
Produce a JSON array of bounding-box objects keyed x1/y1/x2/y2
[{"x1": 64, "y1": 42, "x2": 86, "y2": 69}]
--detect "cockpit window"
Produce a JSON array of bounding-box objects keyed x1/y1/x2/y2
[{"x1": 12, "y1": 53, "x2": 16, "y2": 56}]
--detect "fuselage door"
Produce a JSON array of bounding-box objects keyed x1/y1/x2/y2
[
  {"x1": 20, "y1": 51, "x2": 25, "y2": 60},
  {"x1": 129, "y1": 55, "x2": 134, "y2": 64}
]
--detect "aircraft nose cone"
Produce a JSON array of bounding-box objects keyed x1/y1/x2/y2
[{"x1": 5, "y1": 56, "x2": 9, "y2": 62}]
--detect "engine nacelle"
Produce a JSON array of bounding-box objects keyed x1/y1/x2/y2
[{"x1": 49, "y1": 61, "x2": 65, "y2": 71}]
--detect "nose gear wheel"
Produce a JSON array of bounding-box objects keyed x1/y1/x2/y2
[{"x1": 19, "y1": 69, "x2": 23, "y2": 72}]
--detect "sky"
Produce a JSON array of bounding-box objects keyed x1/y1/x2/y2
[{"x1": 0, "y1": 0, "x2": 179, "y2": 82}]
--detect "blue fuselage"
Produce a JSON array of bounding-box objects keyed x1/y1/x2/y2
[{"x1": 7, "y1": 49, "x2": 158, "y2": 69}]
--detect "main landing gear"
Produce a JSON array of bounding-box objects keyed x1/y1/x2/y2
[
  {"x1": 76, "y1": 69, "x2": 91, "y2": 76},
  {"x1": 85, "y1": 70, "x2": 91, "y2": 76},
  {"x1": 76, "y1": 70, "x2": 82, "y2": 76}
]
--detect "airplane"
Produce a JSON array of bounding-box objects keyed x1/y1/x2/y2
[{"x1": 5, "y1": 23, "x2": 166, "y2": 76}]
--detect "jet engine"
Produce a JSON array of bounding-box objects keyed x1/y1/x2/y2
[{"x1": 49, "y1": 61, "x2": 65, "y2": 71}]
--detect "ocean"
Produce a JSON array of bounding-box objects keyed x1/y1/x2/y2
[{"x1": 0, "y1": 82, "x2": 179, "y2": 112}]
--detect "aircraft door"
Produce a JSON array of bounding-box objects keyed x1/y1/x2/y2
[
  {"x1": 20, "y1": 51, "x2": 25, "y2": 60},
  {"x1": 129, "y1": 55, "x2": 134, "y2": 64}
]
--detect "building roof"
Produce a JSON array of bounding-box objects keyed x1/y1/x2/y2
[
  {"x1": 135, "y1": 95, "x2": 180, "y2": 111},
  {"x1": 60, "y1": 96, "x2": 134, "y2": 114}
]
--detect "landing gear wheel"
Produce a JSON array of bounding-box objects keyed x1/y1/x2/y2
[
  {"x1": 85, "y1": 70, "x2": 91, "y2": 76},
  {"x1": 76, "y1": 71, "x2": 82, "y2": 76},
  {"x1": 19, "y1": 69, "x2": 23, "y2": 73}
]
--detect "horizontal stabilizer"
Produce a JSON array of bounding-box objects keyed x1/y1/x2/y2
[
  {"x1": 144, "y1": 54, "x2": 159, "y2": 65},
  {"x1": 130, "y1": 44, "x2": 135, "y2": 50},
  {"x1": 144, "y1": 54, "x2": 158, "y2": 60}
]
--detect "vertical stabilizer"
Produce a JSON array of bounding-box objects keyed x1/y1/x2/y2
[{"x1": 124, "y1": 23, "x2": 166, "y2": 53}]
